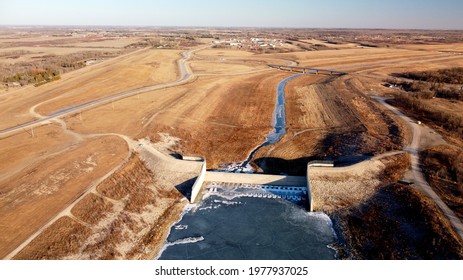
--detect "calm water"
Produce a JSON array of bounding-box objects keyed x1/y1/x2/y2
[{"x1": 157, "y1": 182, "x2": 337, "y2": 260}]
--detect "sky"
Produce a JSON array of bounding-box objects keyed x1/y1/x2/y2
[{"x1": 1, "y1": 0, "x2": 462, "y2": 29}]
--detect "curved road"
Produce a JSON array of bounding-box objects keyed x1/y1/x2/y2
[
  {"x1": 0, "y1": 47, "x2": 202, "y2": 137},
  {"x1": 373, "y1": 96, "x2": 463, "y2": 241}
]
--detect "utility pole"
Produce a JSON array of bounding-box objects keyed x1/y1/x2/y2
[
  {"x1": 79, "y1": 112, "x2": 83, "y2": 122},
  {"x1": 31, "y1": 126, "x2": 35, "y2": 138}
]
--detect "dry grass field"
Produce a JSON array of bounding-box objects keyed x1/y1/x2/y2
[
  {"x1": 13, "y1": 153, "x2": 193, "y2": 259},
  {"x1": 253, "y1": 74, "x2": 405, "y2": 175},
  {"x1": 1, "y1": 28, "x2": 463, "y2": 259},
  {"x1": 0, "y1": 125, "x2": 75, "y2": 182},
  {"x1": 190, "y1": 61, "x2": 267, "y2": 75},
  {"x1": 0, "y1": 48, "x2": 180, "y2": 129},
  {"x1": 142, "y1": 72, "x2": 292, "y2": 168},
  {"x1": 0, "y1": 135, "x2": 128, "y2": 258}
]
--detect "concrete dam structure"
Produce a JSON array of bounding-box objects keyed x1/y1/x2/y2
[{"x1": 188, "y1": 159, "x2": 334, "y2": 211}]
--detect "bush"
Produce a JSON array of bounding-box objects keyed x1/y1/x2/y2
[{"x1": 391, "y1": 94, "x2": 463, "y2": 137}]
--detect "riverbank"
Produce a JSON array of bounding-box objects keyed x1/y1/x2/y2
[{"x1": 310, "y1": 153, "x2": 463, "y2": 259}]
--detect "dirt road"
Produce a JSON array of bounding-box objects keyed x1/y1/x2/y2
[{"x1": 373, "y1": 96, "x2": 463, "y2": 241}]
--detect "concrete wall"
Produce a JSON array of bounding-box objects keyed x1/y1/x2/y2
[
  {"x1": 306, "y1": 180, "x2": 313, "y2": 212},
  {"x1": 182, "y1": 155, "x2": 204, "y2": 162},
  {"x1": 306, "y1": 161, "x2": 334, "y2": 212},
  {"x1": 190, "y1": 160, "x2": 336, "y2": 212},
  {"x1": 205, "y1": 172, "x2": 306, "y2": 186},
  {"x1": 190, "y1": 159, "x2": 207, "y2": 203}
]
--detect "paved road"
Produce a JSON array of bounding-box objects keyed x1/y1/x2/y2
[
  {"x1": 373, "y1": 96, "x2": 463, "y2": 241},
  {"x1": 0, "y1": 47, "x2": 202, "y2": 137}
]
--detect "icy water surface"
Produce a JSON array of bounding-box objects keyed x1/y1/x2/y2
[
  {"x1": 224, "y1": 74, "x2": 304, "y2": 172},
  {"x1": 158, "y1": 182, "x2": 337, "y2": 260}
]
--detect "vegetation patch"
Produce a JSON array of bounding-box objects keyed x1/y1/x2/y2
[
  {"x1": 97, "y1": 154, "x2": 155, "y2": 201},
  {"x1": 421, "y1": 145, "x2": 463, "y2": 219},
  {"x1": 387, "y1": 68, "x2": 463, "y2": 101},
  {"x1": 387, "y1": 68, "x2": 463, "y2": 138},
  {"x1": 336, "y1": 183, "x2": 463, "y2": 259},
  {"x1": 3, "y1": 68, "x2": 61, "y2": 87},
  {"x1": 389, "y1": 94, "x2": 463, "y2": 137},
  {"x1": 1, "y1": 51, "x2": 123, "y2": 87},
  {"x1": 13, "y1": 216, "x2": 91, "y2": 260},
  {"x1": 71, "y1": 193, "x2": 114, "y2": 225},
  {"x1": 393, "y1": 67, "x2": 463, "y2": 84}
]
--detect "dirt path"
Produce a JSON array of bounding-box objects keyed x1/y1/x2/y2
[
  {"x1": 1, "y1": 44, "x2": 207, "y2": 257},
  {"x1": 372, "y1": 96, "x2": 463, "y2": 241},
  {"x1": 3, "y1": 144, "x2": 131, "y2": 260},
  {"x1": 4, "y1": 131, "x2": 202, "y2": 259}
]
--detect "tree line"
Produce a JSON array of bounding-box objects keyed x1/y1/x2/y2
[
  {"x1": 1, "y1": 50, "x2": 123, "y2": 87},
  {"x1": 386, "y1": 68, "x2": 463, "y2": 101},
  {"x1": 393, "y1": 67, "x2": 463, "y2": 84}
]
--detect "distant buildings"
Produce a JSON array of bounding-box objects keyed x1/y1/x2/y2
[{"x1": 212, "y1": 38, "x2": 285, "y2": 51}]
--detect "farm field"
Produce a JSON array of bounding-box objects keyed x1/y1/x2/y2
[{"x1": 1, "y1": 27, "x2": 463, "y2": 259}]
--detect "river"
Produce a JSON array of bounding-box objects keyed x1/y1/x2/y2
[{"x1": 224, "y1": 73, "x2": 304, "y2": 172}]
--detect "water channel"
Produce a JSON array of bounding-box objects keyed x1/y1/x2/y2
[{"x1": 224, "y1": 73, "x2": 304, "y2": 172}]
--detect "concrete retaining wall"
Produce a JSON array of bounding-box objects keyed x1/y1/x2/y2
[
  {"x1": 190, "y1": 159, "x2": 207, "y2": 203},
  {"x1": 306, "y1": 175, "x2": 313, "y2": 212},
  {"x1": 306, "y1": 161, "x2": 334, "y2": 212}
]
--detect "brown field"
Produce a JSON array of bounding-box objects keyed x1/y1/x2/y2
[
  {"x1": 190, "y1": 61, "x2": 267, "y2": 75},
  {"x1": 2, "y1": 28, "x2": 463, "y2": 259},
  {"x1": 141, "y1": 72, "x2": 292, "y2": 168},
  {"x1": 0, "y1": 48, "x2": 180, "y2": 129},
  {"x1": 12, "y1": 216, "x2": 93, "y2": 260},
  {"x1": 195, "y1": 48, "x2": 256, "y2": 57},
  {"x1": 254, "y1": 74, "x2": 404, "y2": 175},
  {"x1": 263, "y1": 47, "x2": 434, "y2": 68},
  {"x1": 300, "y1": 39, "x2": 358, "y2": 49},
  {"x1": 0, "y1": 135, "x2": 128, "y2": 258},
  {"x1": 396, "y1": 43, "x2": 463, "y2": 52},
  {"x1": 14, "y1": 153, "x2": 194, "y2": 259},
  {"x1": 0, "y1": 46, "x2": 122, "y2": 64},
  {"x1": 0, "y1": 125, "x2": 75, "y2": 182}
]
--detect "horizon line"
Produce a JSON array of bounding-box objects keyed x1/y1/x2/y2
[{"x1": 1, "y1": 24, "x2": 463, "y2": 32}]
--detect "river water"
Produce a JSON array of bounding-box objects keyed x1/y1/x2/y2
[
  {"x1": 157, "y1": 182, "x2": 337, "y2": 260},
  {"x1": 224, "y1": 74, "x2": 304, "y2": 172}
]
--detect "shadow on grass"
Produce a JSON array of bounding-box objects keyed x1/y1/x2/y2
[{"x1": 332, "y1": 183, "x2": 463, "y2": 260}]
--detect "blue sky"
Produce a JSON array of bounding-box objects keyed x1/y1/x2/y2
[{"x1": 1, "y1": 0, "x2": 462, "y2": 29}]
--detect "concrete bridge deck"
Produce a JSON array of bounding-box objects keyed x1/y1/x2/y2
[{"x1": 268, "y1": 64, "x2": 348, "y2": 75}]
